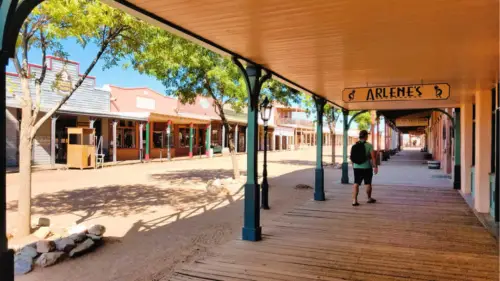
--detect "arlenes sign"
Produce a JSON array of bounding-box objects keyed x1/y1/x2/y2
[{"x1": 343, "y1": 84, "x2": 450, "y2": 103}]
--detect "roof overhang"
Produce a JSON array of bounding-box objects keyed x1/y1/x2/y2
[
  {"x1": 149, "y1": 112, "x2": 210, "y2": 124},
  {"x1": 107, "y1": 0, "x2": 499, "y2": 111}
]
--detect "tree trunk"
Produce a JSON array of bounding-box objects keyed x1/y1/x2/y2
[
  {"x1": 331, "y1": 133, "x2": 336, "y2": 165},
  {"x1": 223, "y1": 122, "x2": 240, "y2": 180},
  {"x1": 18, "y1": 114, "x2": 33, "y2": 236}
]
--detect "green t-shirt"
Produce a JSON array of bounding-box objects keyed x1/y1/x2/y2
[{"x1": 353, "y1": 141, "x2": 373, "y2": 169}]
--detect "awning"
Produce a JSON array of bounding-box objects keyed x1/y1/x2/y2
[
  {"x1": 109, "y1": 0, "x2": 499, "y2": 111},
  {"x1": 149, "y1": 112, "x2": 210, "y2": 124}
]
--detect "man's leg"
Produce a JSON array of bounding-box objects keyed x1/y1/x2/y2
[
  {"x1": 366, "y1": 184, "x2": 372, "y2": 199},
  {"x1": 352, "y1": 183, "x2": 360, "y2": 205},
  {"x1": 364, "y1": 169, "x2": 376, "y2": 203},
  {"x1": 352, "y1": 168, "x2": 361, "y2": 205}
]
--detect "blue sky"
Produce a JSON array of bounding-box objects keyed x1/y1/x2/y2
[
  {"x1": 7, "y1": 39, "x2": 167, "y2": 94},
  {"x1": 7, "y1": 38, "x2": 355, "y2": 126}
]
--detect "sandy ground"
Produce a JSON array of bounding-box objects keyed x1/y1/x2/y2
[
  {"x1": 7, "y1": 146, "x2": 449, "y2": 281},
  {"x1": 7, "y1": 147, "x2": 343, "y2": 281}
]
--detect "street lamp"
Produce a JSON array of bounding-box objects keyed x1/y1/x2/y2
[{"x1": 260, "y1": 96, "x2": 272, "y2": 210}]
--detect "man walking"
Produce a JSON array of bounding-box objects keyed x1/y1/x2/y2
[{"x1": 350, "y1": 130, "x2": 378, "y2": 206}]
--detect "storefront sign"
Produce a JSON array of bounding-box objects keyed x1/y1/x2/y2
[
  {"x1": 342, "y1": 84, "x2": 450, "y2": 103},
  {"x1": 395, "y1": 117, "x2": 428, "y2": 127},
  {"x1": 55, "y1": 69, "x2": 72, "y2": 95}
]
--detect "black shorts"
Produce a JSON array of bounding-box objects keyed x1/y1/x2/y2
[{"x1": 353, "y1": 168, "x2": 373, "y2": 185}]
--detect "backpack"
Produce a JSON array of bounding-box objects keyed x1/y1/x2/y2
[{"x1": 350, "y1": 141, "x2": 367, "y2": 164}]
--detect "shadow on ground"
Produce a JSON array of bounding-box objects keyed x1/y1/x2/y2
[
  {"x1": 7, "y1": 184, "x2": 226, "y2": 224},
  {"x1": 150, "y1": 169, "x2": 248, "y2": 184},
  {"x1": 14, "y1": 167, "x2": 317, "y2": 281}
]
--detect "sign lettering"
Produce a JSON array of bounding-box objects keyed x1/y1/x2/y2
[
  {"x1": 343, "y1": 84, "x2": 450, "y2": 103},
  {"x1": 395, "y1": 118, "x2": 428, "y2": 127}
]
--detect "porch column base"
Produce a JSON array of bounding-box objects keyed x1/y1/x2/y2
[
  {"x1": 454, "y1": 164, "x2": 461, "y2": 189},
  {"x1": 242, "y1": 182, "x2": 261, "y2": 241},
  {"x1": 314, "y1": 168, "x2": 325, "y2": 201},
  {"x1": 341, "y1": 162, "x2": 349, "y2": 184},
  {"x1": 242, "y1": 226, "x2": 262, "y2": 242}
]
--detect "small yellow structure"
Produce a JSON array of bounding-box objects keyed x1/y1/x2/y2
[{"x1": 66, "y1": 127, "x2": 96, "y2": 169}]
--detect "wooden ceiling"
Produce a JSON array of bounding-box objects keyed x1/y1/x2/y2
[{"x1": 109, "y1": 0, "x2": 499, "y2": 110}]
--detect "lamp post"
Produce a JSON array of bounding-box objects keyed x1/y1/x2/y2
[{"x1": 260, "y1": 96, "x2": 272, "y2": 210}]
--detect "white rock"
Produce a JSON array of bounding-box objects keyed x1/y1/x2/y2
[
  {"x1": 36, "y1": 240, "x2": 55, "y2": 253},
  {"x1": 36, "y1": 252, "x2": 65, "y2": 267},
  {"x1": 212, "y1": 179, "x2": 222, "y2": 187},
  {"x1": 87, "y1": 224, "x2": 106, "y2": 236}
]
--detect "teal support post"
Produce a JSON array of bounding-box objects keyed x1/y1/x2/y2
[
  {"x1": 234, "y1": 58, "x2": 271, "y2": 241},
  {"x1": 314, "y1": 97, "x2": 326, "y2": 201},
  {"x1": 205, "y1": 123, "x2": 211, "y2": 157},
  {"x1": 145, "y1": 122, "x2": 150, "y2": 160},
  {"x1": 1, "y1": 50, "x2": 14, "y2": 281},
  {"x1": 189, "y1": 123, "x2": 194, "y2": 158},
  {"x1": 454, "y1": 108, "x2": 461, "y2": 189},
  {"x1": 341, "y1": 109, "x2": 350, "y2": 184}
]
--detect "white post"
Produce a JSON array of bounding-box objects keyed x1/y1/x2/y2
[
  {"x1": 234, "y1": 124, "x2": 238, "y2": 152},
  {"x1": 474, "y1": 91, "x2": 492, "y2": 213},
  {"x1": 461, "y1": 103, "x2": 473, "y2": 194},
  {"x1": 112, "y1": 120, "x2": 118, "y2": 162},
  {"x1": 222, "y1": 124, "x2": 226, "y2": 148},
  {"x1": 139, "y1": 122, "x2": 144, "y2": 160},
  {"x1": 245, "y1": 126, "x2": 248, "y2": 152}
]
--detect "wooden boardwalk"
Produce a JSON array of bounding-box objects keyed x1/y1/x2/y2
[{"x1": 170, "y1": 184, "x2": 498, "y2": 281}]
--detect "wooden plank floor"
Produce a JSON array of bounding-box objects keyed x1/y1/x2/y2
[{"x1": 170, "y1": 185, "x2": 499, "y2": 281}]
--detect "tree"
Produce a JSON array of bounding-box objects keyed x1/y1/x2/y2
[
  {"x1": 353, "y1": 111, "x2": 372, "y2": 131},
  {"x1": 11, "y1": 0, "x2": 156, "y2": 236},
  {"x1": 132, "y1": 39, "x2": 301, "y2": 180},
  {"x1": 302, "y1": 96, "x2": 341, "y2": 164}
]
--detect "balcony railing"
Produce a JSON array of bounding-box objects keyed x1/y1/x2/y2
[{"x1": 277, "y1": 118, "x2": 314, "y2": 128}]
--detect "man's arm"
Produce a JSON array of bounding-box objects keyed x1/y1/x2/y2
[{"x1": 371, "y1": 149, "x2": 378, "y2": 174}]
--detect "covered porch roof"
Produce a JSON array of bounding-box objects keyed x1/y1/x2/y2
[
  {"x1": 108, "y1": 0, "x2": 498, "y2": 111},
  {"x1": 148, "y1": 112, "x2": 211, "y2": 125}
]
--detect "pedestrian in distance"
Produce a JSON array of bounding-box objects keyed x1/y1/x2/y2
[{"x1": 350, "y1": 129, "x2": 378, "y2": 206}]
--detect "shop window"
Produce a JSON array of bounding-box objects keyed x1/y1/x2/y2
[
  {"x1": 212, "y1": 129, "x2": 219, "y2": 145},
  {"x1": 114, "y1": 121, "x2": 136, "y2": 148},
  {"x1": 179, "y1": 127, "x2": 193, "y2": 147},
  {"x1": 153, "y1": 130, "x2": 174, "y2": 148},
  {"x1": 153, "y1": 131, "x2": 163, "y2": 148},
  {"x1": 122, "y1": 129, "x2": 135, "y2": 148}
]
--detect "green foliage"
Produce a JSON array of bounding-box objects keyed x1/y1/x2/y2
[
  {"x1": 18, "y1": 0, "x2": 157, "y2": 73},
  {"x1": 132, "y1": 36, "x2": 301, "y2": 114},
  {"x1": 353, "y1": 111, "x2": 371, "y2": 131}
]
